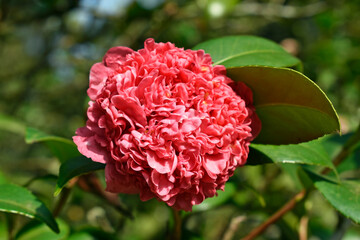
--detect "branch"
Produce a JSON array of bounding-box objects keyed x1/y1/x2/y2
[
  {"x1": 222, "y1": 215, "x2": 246, "y2": 240},
  {"x1": 299, "y1": 215, "x2": 309, "y2": 240},
  {"x1": 241, "y1": 189, "x2": 306, "y2": 240}
]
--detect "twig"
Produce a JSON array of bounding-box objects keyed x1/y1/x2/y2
[
  {"x1": 53, "y1": 187, "x2": 72, "y2": 217},
  {"x1": 170, "y1": 209, "x2": 182, "y2": 240},
  {"x1": 222, "y1": 215, "x2": 246, "y2": 240},
  {"x1": 241, "y1": 189, "x2": 306, "y2": 240},
  {"x1": 299, "y1": 215, "x2": 309, "y2": 240}
]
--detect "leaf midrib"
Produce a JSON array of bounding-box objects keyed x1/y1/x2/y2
[
  {"x1": 255, "y1": 103, "x2": 337, "y2": 123},
  {"x1": 213, "y1": 49, "x2": 283, "y2": 65}
]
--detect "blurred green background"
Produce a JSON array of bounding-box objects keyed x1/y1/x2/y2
[{"x1": 0, "y1": 0, "x2": 359, "y2": 239}]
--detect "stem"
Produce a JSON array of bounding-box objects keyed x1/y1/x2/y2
[
  {"x1": 299, "y1": 215, "x2": 309, "y2": 240},
  {"x1": 171, "y1": 209, "x2": 182, "y2": 240},
  {"x1": 222, "y1": 215, "x2": 246, "y2": 240},
  {"x1": 241, "y1": 189, "x2": 306, "y2": 240},
  {"x1": 53, "y1": 187, "x2": 72, "y2": 217}
]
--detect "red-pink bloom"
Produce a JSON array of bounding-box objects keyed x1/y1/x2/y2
[{"x1": 73, "y1": 39, "x2": 261, "y2": 211}]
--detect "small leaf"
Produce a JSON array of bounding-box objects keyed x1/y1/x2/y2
[
  {"x1": 193, "y1": 35, "x2": 301, "y2": 68},
  {"x1": 0, "y1": 184, "x2": 59, "y2": 233},
  {"x1": 25, "y1": 127, "x2": 80, "y2": 163},
  {"x1": 16, "y1": 218, "x2": 69, "y2": 240},
  {"x1": 192, "y1": 182, "x2": 236, "y2": 212},
  {"x1": 55, "y1": 156, "x2": 105, "y2": 196},
  {"x1": 248, "y1": 138, "x2": 335, "y2": 169},
  {"x1": 305, "y1": 170, "x2": 360, "y2": 224},
  {"x1": 227, "y1": 66, "x2": 340, "y2": 144}
]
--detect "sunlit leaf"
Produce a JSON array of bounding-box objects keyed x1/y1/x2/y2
[
  {"x1": 0, "y1": 184, "x2": 59, "y2": 233},
  {"x1": 25, "y1": 127, "x2": 79, "y2": 163},
  {"x1": 227, "y1": 66, "x2": 340, "y2": 144},
  {"x1": 305, "y1": 170, "x2": 360, "y2": 224},
  {"x1": 193, "y1": 35, "x2": 301, "y2": 68},
  {"x1": 248, "y1": 138, "x2": 335, "y2": 169},
  {"x1": 16, "y1": 218, "x2": 69, "y2": 240},
  {"x1": 55, "y1": 156, "x2": 105, "y2": 196}
]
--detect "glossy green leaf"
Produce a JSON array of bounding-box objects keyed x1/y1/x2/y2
[
  {"x1": 0, "y1": 184, "x2": 59, "y2": 233},
  {"x1": 306, "y1": 170, "x2": 360, "y2": 224},
  {"x1": 193, "y1": 35, "x2": 301, "y2": 68},
  {"x1": 16, "y1": 218, "x2": 69, "y2": 240},
  {"x1": 55, "y1": 156, "x2": 105, "y2": 196},
  {"x1": 25, "y1": 127, "x2": 80, "y2": 163},
  {"x1": 248, "y1": 138, "x2": 335, "y2": 169},
  {"x1": 227, "y1": 66, "x2": 340, "y2": 144},
  {"x1": 192, "y1": 182, "x2": 236, "y2": 212}
]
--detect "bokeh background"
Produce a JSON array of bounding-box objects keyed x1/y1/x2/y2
[{"x1": 0, "y1": 0, "x2": 359, "y2": 239}]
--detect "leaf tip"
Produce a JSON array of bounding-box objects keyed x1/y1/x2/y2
[{"x1": 54, "y1": 187, "x2": 62, "y2": 197}]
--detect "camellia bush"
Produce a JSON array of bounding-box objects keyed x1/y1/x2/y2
[{"x1": 0, "y1": 35, "x2": 359, "y2": 239}]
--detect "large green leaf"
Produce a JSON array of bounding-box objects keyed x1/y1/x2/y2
[
  {"x1": 227, "y1": 66, "x2": 340, "y2": 144},
  {"x1": 193, "y1": 35, "x2": 301, "y2": 68},
  {"x1": 0, "y1": 184, "x2": 59, "y2": 233},
  {"x1": 306, "y1": 170, "x2": 360, "y2": 224},
  {"x1": 16, "y1": 218, "x2": 69, "y2": 240},
  {"x1": 25, "y1": 127, "x2": 80, "y2": 163},
  {"x1": 55, "y1": 156, "x2": 105, "y2": 196},
  {"x1": 248, "y1": 138, "x2": 335, "y2": 169}
]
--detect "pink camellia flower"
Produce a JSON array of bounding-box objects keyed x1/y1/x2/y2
[{"x1": 73, "y1": 39, "x2": 261, "y2": 211}]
